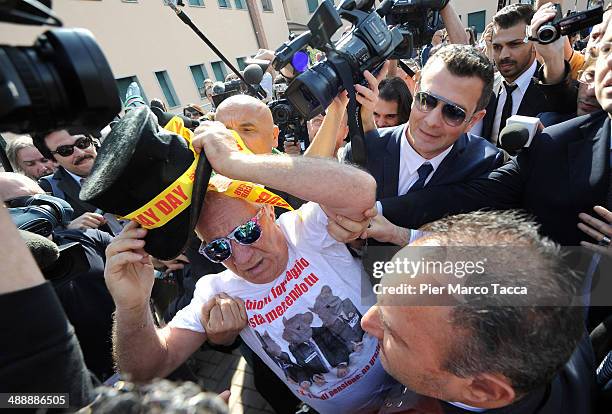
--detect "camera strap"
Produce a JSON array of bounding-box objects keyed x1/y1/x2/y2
[{"x1": 333, "y1": 59, "x2": 368, "y2": 168}]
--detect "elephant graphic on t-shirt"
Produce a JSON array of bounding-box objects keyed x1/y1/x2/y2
[
  {"x1": 309, "y1": 285, "x2": 365, "y2": 353},
  {"x1": 282, "y1": 312, "x2": 350, "y2": 388}
]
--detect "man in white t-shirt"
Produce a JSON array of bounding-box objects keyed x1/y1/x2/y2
[{"x1": 104, "y1": 121, "x2": 394, "y2": 413}]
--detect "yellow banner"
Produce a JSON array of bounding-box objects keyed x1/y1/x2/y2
[{"x1": 120, "y1": 116, "x2": 292, "y2": 229}]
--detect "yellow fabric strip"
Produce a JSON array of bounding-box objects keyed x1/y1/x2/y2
[{"x1": 120, "y1": 117, "x2": 292, "y2": 229}]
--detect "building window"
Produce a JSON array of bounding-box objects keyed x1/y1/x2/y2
[
  {"x1": 235, "y1": 0, "x2": 245, "y2": 8},
  {"x1": 261, "y1": 0, "x2": 273, "y2": 12},
  {"x1": 155, "y1": 70, "x2": 180, "y2": 108},
  {"x1": 188, "y1": 0, "x2": 204, "y2": 5},
  {"x1": 467, "y1": 10, "x2": 486, "y2": 37},
  {"x1": 307, "y1": 0, "x2": 318, "y2": 13},
  {"x1": 218, "y1": 0, "x2": 230, "y2": 7},
  {"x1": 236, "y1": 57, "x2": 247, "y2": 71},
  {"x1": 190, "y1": 64, "x2": 210, "y2": 99},
  {"x1": 116, "y1": 76, "x2": 147, "y2": 106},
  {"x1": 211, "y1": 61, "x2": 228, "y2": 81}
]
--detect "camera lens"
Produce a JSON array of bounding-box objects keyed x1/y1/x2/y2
[
  {"x1": 0, "y1": 28, "x2": 121, "y2": 134},
  {"x1": 537, "y1": 24, "x2": 558, "y2": 44},
  {"x1": 285, "y1": 61, "x2": 341, "y2": 120}
]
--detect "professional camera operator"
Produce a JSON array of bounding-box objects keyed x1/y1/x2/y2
[
  {"x1": 0, "y1": 200, "x2": 95, "y2": 409},
  {"x1": 2, "y1": 172, "x2": 116, "y2": 382}
]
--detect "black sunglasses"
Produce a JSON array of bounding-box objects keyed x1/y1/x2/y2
[
  {"x1": 414, "y1": 91, "x2": 471, "y2": 127},
  {"x1": 198, "y1": 210, "x2": 263, "y2": 263},
  {"x1": 50, "y1": 136, "x2": 93, "y2": 157}
]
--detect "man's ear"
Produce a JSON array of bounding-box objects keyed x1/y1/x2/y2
[
  {"x1": 273, "y1": 125, "x2": 280, "y2": 148},
  {"x1": 466, "y1": 109, "x2": 487, "y2": 131},
  {"x1": 458, "y1": 372, "x2": 516, "y2": 409}
]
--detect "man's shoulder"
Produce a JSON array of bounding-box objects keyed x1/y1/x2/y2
[
  {"x1": 460, "y1": 133, "x2": 503, "y2": 159},
  {"x1": 540, "y1": 111, "x2": 607, "y2": 144}
]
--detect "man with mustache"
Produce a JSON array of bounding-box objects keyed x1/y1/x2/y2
[
  {"x1": 34, "y1": 130, "x2": 108, "y2": 231},
  {"x1": 474, "y1": 3, "x2": 577, "y2": 144}
]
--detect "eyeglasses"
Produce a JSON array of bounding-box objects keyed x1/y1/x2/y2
[
  {"x1": 198, "y1": 209, "x2": 264, "y2": 263},
  {"x1": 413, "y1": 91, "x2": 471, "y2": 127},
  {"x1": 50, "y1": 136, "x2": 92, "y2": 157}
]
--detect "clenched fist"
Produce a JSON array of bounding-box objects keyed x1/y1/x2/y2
[{"x1": 200, "y1": 293, "x2": 248, "y2": 346}]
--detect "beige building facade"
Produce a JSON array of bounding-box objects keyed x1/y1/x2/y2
[
  {"x1": 282, "y1": 0, "x2": 595, "y2": 39},
  {"x1": 453, "y1": 0, "x2": 591, "y2": 39},
  {"x1": 0, "y1": 0, "x2": 290, "y2": 113}
]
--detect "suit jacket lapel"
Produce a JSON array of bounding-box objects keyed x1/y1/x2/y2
[
  {"x1": 383, "y1": 127, "x2": 402, "y2": 198},
  {"x1": 427, "y1": 135, "x2": 466, "y2": 186},
  {"x1": 56, "y1": 168, "x2": 97, "y2": 213},
  {"x1": 568, "y1": 115, "x2": 610, "y2": 209},
  {"x1": 516, "y1": 80, "x2": 540, "y2": 117}
]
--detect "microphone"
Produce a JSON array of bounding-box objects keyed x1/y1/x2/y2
[
  {"x1": 19, "y1": 230, "x2": 60, "y2": 271},
  {"x1": 243, "y1": 64, "x2": 264, "y2": 85},
  {"x1": 498, "y1": 124, "x2": 530, "y2": 155}
]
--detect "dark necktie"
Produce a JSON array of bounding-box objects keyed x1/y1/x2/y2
[
  {"x1": 409, "y1": 162, "x2": 434, "y2": 192},
  {"x1": 498, "y1": 82, "x2": 519, "y2": 141}
]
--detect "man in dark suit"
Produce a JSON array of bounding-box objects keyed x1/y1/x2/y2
[
  {"x1": 474, "y1": 3, "x2": 577, "y2": 144},
  {"x1": 34, "y1": 130, "x2": 111, "y2": 232},
  {"x1": 345, "y1": 44, "x2": 504, "y2": 245},
  {"x1": 376, "y1": 110, "x2": 610, "y2": 247}
]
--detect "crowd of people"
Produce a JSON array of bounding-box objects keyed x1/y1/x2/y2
[{"x1": 2, "y1": 0, "x2": 612, "y2": 413}]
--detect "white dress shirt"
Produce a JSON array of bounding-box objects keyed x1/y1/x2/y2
[
  {"x1": 376, "y1": 125, "x2": 454, "y2": 220},
  {"x1": 490, "y1": 59, "x2": 538, "y2": 143},
  {"x1": 397, "y1": 124, "x2": 454, "y2": 196}
]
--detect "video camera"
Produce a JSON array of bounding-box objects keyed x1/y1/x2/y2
[
  {"x1": 273, "y1": 0, "x2": 448, "y2": 120},
  {"x1": 532, "y1": 4, "x2": 603, "y2": 45},
  {"x1": 0, "y1": 1, "x2": 121, "y2": 135},
  {"x1": 7, "y1": 194, "x2": 88, "y2": 287}
]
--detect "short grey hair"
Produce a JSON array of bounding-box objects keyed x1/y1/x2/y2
[
  {"x1": 423, "y1": 44, "x2": 494, "y2": 111},
  {"x1": 420, "y1": 211, "x2": 584, "y2": 396}
]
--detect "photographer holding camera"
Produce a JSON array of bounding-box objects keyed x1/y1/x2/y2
[
  {"x1": 473, "y1": 3, "x2": 578, "y2": 144},
  {"x1": 1, "y1": 172, "x2": 116, "y2": 382}
]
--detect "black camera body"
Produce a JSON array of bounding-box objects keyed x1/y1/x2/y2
[
  {"x1": 274, "y1": 0, "x2": 446, "y2": 120},
  {"x1": 535, "y1": 5, "x2": 603, "y2": 44},
  {"x1": 0, "y1": 1, "x2": 121, "y2": 135},
  {"x1": 386, "y1": 0, "x2": 447, "y2": 52},
  {"x1": 268, "y1": 98, "x2": 309, "y2": 150}
]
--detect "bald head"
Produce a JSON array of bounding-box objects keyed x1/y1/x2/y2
[
  {"x1": 0, "y1": 172, "x2": 45, "y2": 201},
  {"x1": 215, "y1": 94, "x2": 279, "y2": 154}
]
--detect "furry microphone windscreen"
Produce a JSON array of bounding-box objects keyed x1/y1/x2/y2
[{"x1": 19, "y1": 230, "x2": 60, "y2": 270}]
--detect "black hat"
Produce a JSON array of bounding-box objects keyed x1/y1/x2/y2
[{"x1": 80, "y1": 106, "x2": 212, "y2": 260}]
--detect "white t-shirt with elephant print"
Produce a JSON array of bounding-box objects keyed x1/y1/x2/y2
[{"x1": 170, "y1": 202, "x2": 397, "y2": 414}]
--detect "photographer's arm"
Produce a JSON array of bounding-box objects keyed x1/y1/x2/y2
[
  {"x1": 532, "y1": 4, "x2": 566, "y2": 84},
  {"x1": 304, "y1": 93, "x2": 348, "y2": 158},
  {"x1": 440, "y1": 2, "x2": 469, "y2": 44},
  {"x1": 193, "y1": 123, "x2": 376, "y2": 220},
  {"x1": 0, "y1": 203, "x2": 44, "y2": 294}
]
